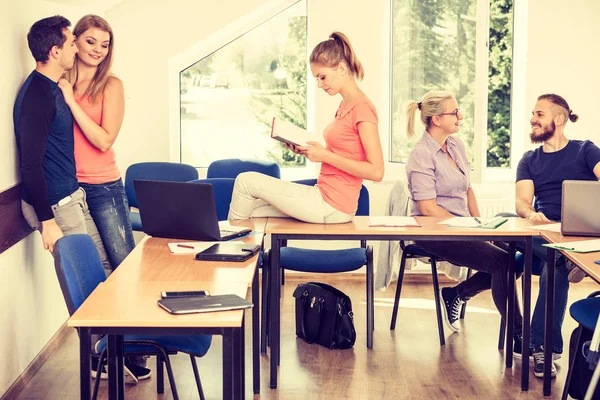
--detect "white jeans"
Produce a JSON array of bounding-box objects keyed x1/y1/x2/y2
[{"x1": 228, "y1": 172, "x2": 354, "y2": 224}]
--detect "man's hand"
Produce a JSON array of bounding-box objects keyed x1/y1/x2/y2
[
  {"x1": 41, "y1": 219, "x2": 63, "y2": 253},
  {"x1": 527, "y1": 212, "x2": 551, "y2": 222}
]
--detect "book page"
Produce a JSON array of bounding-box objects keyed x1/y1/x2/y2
[
  {"x1": 271, "y1": 117, "x2": 323, "y2": 146},
  {"x1": 543, "y1": 239, "x2": 600, "y2": 253}
]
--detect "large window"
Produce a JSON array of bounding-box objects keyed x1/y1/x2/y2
[
  {"x1": 179, "y1": 1, "x2": 307, "y2": 169},
  {"x1": 391, "y1": 0, "x2": 514, "y2": 173}
]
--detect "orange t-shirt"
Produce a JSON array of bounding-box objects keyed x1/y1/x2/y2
[
  {"x1": 73, "y1": 94, "x2": 120, "y2": 184},
  {"x1": 317, "y1": 95, "x2": 378, "y2": 214}
]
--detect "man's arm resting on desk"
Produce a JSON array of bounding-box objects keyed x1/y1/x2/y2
[{"x1": 515, "y1": 180, "x2": 550, "y2": 222}]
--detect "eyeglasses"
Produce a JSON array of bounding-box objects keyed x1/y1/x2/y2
[{"x1": 438, "y1": 108, "x2": 462, "y2": 118}]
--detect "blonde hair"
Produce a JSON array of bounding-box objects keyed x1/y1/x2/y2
[
  {"x1": 64, "y1": 14, "x2": 114, "y2": 104},
  {"x1": 309, "y1": 31, "x2": 364, "y2": 81},
  {"x1": 404, "y1": 90, "x2": 454, "y2": 138}
]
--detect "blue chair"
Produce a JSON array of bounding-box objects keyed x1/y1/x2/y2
[
  {"x1": 262, "y1": 180, "x2": 375, "y2": 348},
  {"x1": 563, "y1": 291, "x2": 600, "y2": 400},
  {"x1": 124, "y1": 162, "x2": 199, "y2": 231},
  {"x1": 207, "y1": 158, "x2": 281, "y2": 179},
  {"x1": 189, "y1": 178, "x2": 235, "y2": 221},
  {"x1": 53, "y1": 235, "x2": 211, "y2": 400}
]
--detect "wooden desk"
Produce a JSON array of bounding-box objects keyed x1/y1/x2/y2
[
  {"x1": 540, "y1": 231, "x2": 600, "y2": 396},
  {"x1": 265, "y1": 215, "x2": 538, "y2": 391},
  {"x1": 69, "y1": 218, "x2": 266, "y2": 400}
]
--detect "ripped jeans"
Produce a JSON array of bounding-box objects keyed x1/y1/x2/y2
[
  {"x1": 80, "y1": 179, "x2": 135, "y2": 271},
  {"x1": 228, "y1": 172, "x2": 354, "y2": 224}
]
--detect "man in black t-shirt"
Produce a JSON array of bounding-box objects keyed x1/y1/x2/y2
[
  {"x1": 515, "y1": 93, "x2": 600, "y2": 378},
  {"x1": 13, "y1": 16, "x2": 107, "y2": 267}
]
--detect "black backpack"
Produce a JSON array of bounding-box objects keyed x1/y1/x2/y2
[{"x1": 568, "y1": 325, "x2": 600, "y2": 399}]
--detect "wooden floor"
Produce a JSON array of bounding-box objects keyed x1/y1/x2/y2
[{"x1": 12, "y1": 275, "x2": 598, "y2": 400}]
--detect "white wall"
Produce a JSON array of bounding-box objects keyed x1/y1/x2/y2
[{"x1": 0, "y1": 1, "x2": 107, "y2": 395}]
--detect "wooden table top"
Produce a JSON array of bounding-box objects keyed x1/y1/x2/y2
[
  {"x1": 541, "y1": 231, "x2": 600, "y2": 283},
  {"x1": 68, "y1": 281, "x2": 249, "y2": 328},
  {"x1": 108, "y1": 218, "x2": 266, "y2": 284},
  {"x1": 265, "y1": 216, "x2": 539, "y2": 237}
]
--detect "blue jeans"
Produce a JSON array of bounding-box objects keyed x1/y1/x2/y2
[
  {"x1": 516, "y1": 236, "x2": 569, "y2": 353},
  {"x1": 80, "y1": 179, "x2": 135, "y2": 271}
]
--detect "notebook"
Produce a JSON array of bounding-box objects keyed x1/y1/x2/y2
[
  {"x1": 561, "y1": 180, "x2": 600, "y2": 237},
  {"x1": 368, "y1": 216, "x2": 421, "y2": 227},
  {"x1": 195, "y1": 243, "x2": 260, "y2": 262},
  {"x1": 134, "y1": 180, "x2": 252, "y2": 241},
  {"x1": 543, "y1": 239, "x2": 600, "y2": 253},
  {"x1": 157, "y1": 294, "x2": 253, "y2": 315}
]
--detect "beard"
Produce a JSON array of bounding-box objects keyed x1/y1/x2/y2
[{"x1": 529, "y1": 121, "x2": 555, "y2": 143}]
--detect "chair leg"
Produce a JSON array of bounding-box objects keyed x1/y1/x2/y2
[
  {"x1": 390, "y1": 253, "x2": 409, "y2": 330},
  {"x1": 190, "y1": 355, "x2": 205, "y2": 400},
  {"x1": 562, "y1": 324, "x2": 584, "y2": 400},
  {"x1": 281, "y1": 268, "x2": 285, "y2": 286},
  {"x1": 366, "y1": 246, "x2": 374, "y2": 348},
  {"x1": 430, "y1": 259, "x2": 446, "y2": 346},
  {"x1": 92, "y1": 349, "x2": 107, "y2": 400},
  {"x1": 498, "y1": 318, "x2": 506, "y2": 350},
  {"x1": 459, "y1": 268, "x2": 473, "y2": 319},
  {"x1": 160, "y1": 352, "x2": 179, "y2": 400},
  {"x1": 261, "y1": 253, "x2": 270, "y2": 354},
  {"x1": 156, "y1": 354, "x2": 164, "y2": 394}
]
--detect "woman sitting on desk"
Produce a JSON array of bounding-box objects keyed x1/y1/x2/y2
[
  {"x1": 228, "y1": 31, "x2": 384, "y2": 224},
  {"x1": 405, "y1": 90, "x2": 523, "y2": 347}
]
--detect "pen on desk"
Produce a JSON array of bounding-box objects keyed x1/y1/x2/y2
[
  {"x1": 474, "y1": 217, "x2": 482, "y2": 224},
  {"x1": 177, "y1": 244, "x2": 195, "y2": 249}
]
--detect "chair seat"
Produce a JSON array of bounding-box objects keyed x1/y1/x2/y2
[
  {"x1": 280, "y1": 247, "x2": 367, "y2": 272},
  {"x1": 95, "y1": 334, "x2": 212, "y2": 357},
  {"x1": 130, "y1": 211, "x2": 142, "y2": 231},
  {"x1": 570, "y1": 298, "x2": 600, "y2": 330}
]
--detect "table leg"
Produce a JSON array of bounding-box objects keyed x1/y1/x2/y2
[
  {"x1": 116, "y1": 335, "x2": 124, "y2": 399},
  {"x1": 223, "y1": 328, "x2": 234, "y2": 400},
  {"x1": 506, "y1": 242, "x2": 516, "y2": 367},
  {"x1": 544, "y1": 247, "x2": 556, "y2": 396},
  {"x1": 78, "y1": 328, "x2": 92, "y2": 400},
  {"x1": 366, "y1": 247, "x2": 374, "y2": 349},
  {"x1": 252, "y1": 266, "x2": 260, "y2": 394},
  {"x1": 521, "y1": 236, "x2": 532, "y2": 391},
  {"x1": 241, "y1": 316, "x2": 246, "y2": 400},
  {"x1": 269, "y1": 235, "x2": 281, "y2": 388}
]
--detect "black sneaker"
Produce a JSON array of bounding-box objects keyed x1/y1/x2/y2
[
  {"x1": 512, "y1": 338, "x2": 561, "y2": 360},
  {"x1": 90, "y1": 357, "x2": 138, "y2": 385},
  {"x1": 127, "y1": 362, "x2": 152, "y2": 380},
  {"x1": 439, "y1": 287, "x2": 464, "y2": 333},
  {"x1": 532, "y1": 345, "x2": 557, "y2": 378},
  {"x1": 91, "y1": 356, "x2": 107, "y2": 380}
]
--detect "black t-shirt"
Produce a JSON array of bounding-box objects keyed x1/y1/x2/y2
[
  {"x1": 516, "y1": 140, "x2": 600, "y2": 221},
  {"x1": 13, "y1": 71, "x2": 78, "y2": 221}
]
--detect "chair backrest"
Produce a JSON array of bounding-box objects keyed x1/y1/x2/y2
[
  {"x1": 207, "y1": 159, "x2": 281, "y2": 179},
  {"x1": 124, "y1": 162, "x2": 199, "y2": 208},
  {"x1": 293, "y1": 179, "x2": 370, "y2": 216},
  {"x1": 53, "y1": 235, "x2": 107, "y2": 316},
  {"x1": 189, "y1": 178, "x2": 235, "y2": 221}
]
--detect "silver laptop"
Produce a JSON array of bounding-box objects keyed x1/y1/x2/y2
[
  {"x1": 561, "y1": 180, "x2": 600, "y2": 236},
  {"x1": 134, "y1": 180, "x2": 251, "y2": 241}
]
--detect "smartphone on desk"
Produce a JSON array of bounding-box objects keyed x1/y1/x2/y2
[{"x1": 160, "y1": 290, "x2": 210, "y2": 299}]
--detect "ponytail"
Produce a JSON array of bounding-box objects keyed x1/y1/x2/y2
[
  {"x1": 404, "y1": 90, "x2": 454, "y2": 138},
  {"x1": 310, "y1": 31, "x2": 364, "y2": 80}
]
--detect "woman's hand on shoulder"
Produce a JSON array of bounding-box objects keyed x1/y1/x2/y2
[
  {"x1": 57, "y1": 79, "x2": 75, "y2": 106},
  {"x1": 298, "y1": 141, "x2": 327, "y2": 163}
]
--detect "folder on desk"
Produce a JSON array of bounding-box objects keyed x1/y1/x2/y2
[
  {"x1": 157, "y1": 294, "x2": 253, "y2": 314},
  {"x1": 543, "y1": 239, "x2": 600, "y2": 253},
  {"x1": 439, "y1": 217, "x2": 508, "y2": 229}
]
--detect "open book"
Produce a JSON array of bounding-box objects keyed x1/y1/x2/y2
[
  {"x1": 439, "y1": 217, "x2": 508, "y2": 229},
  {"x1": 368, "y1": 216, "x2": 421, "y2": 227},
  {"x1": 271, "y1": 117, "x2": 323, "y2": 147}
]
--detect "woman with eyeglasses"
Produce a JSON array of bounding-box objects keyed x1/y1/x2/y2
[{"x1": 404, "y1": 90, "x2": 523, "y2": 350}]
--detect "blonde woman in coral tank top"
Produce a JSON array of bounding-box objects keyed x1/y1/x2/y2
[
  {"x1": 59, "y1": 14, "x2": 135, "y2": 273},
  {"x1": 228, "y1": 32, "x2": 384, "y2": 223}
]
